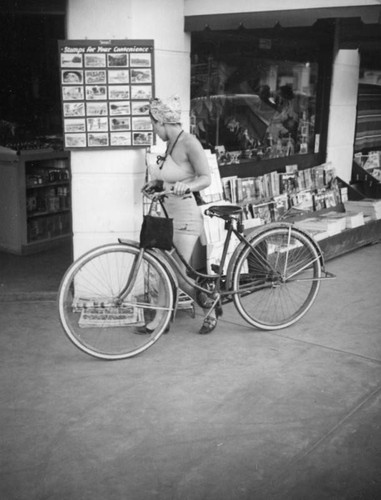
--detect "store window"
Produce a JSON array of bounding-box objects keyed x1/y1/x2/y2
[
  {"x1": 353, "y1": 48, "x2": 381, "y2": 180},
  {"x1": 0, "y1": 12, "x2": 65, "y2": 148},
  {"x1": 191, "y1": 28, "x2": 331, "y2": 167},
  {"x1": 354, "y1": 50, "x2": 381, "y2": 154}
]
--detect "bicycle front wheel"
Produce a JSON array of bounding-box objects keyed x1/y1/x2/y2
[
  {"x1": 232, "y1": 226, "x2": 321, "y2": 330},
  {"x1": 58, "y1": 244, "x2": 174, "y2": 360}
]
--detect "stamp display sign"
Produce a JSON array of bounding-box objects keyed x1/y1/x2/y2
[{"x1": 58, "y1": 39, "x2": 154, "y2": 149}]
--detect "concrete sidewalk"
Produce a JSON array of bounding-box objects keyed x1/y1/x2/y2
[
  {"x1": 0, "y1": 243, "x2": 380, "y2": 499},
  {"x1": 0, "y1": 241, "x2": 72, "y2": 301}
]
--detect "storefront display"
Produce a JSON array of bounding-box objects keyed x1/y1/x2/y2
[
  {"x1": 0, "y1": 150, "x2": 71, "y2": 254},
  {"x1": 191, "y1": 29, "x2": 328, "y2": 166},
  {"x1": 0, "y1": 11, "x2": 65, "y2": 148},
  {"x1": 58, "y1": 39, "x2": 155, "y2": 149}
]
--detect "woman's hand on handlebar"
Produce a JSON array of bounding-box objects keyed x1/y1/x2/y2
[
  {"x1": 142, "y1": 180, "x2": 191, "y2": 199},
  {"x1": 141, "y1": 180, "x2": 163, "y2": 195},
  {"x1": 171, "y1": 181, "x2": 191, "y2": 197}
]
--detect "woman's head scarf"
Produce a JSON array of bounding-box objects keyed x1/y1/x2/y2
[{"x1": 149, "y1": 95, "x2": 181, "y2": 124}]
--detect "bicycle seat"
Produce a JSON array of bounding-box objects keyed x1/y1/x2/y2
[{"x1": 204, "y1": 205, "x2": 243, "y2": 219}]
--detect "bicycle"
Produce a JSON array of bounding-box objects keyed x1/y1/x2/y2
[{"x1": 58, "y1": 190, "x2": 335, "y2": 360}]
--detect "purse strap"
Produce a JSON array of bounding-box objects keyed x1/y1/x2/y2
[
  {"x1": 158, "y1": 129, "x2": 184, "y2": 170},
  {"x1": 168, "y1": 129, "x2": 184, "y2": 155},
  {"x1": 146, "y1": 130, "x2": 184, "y2": 217}
]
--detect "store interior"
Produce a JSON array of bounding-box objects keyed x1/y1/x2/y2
[
  {"x1": 0, "y1": 7, "x2": 71, "y2": 284},
  {"x1": 0, "y1": 0, "x2": 68, "y2": 294},
  {"x1": 0, "y1": 11, "x2": 65, "y2": 147}
]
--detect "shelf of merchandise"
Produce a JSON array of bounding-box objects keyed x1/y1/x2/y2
[
  {"x1": 318, "y1": 218, "x2": 381, "y2": 261},
  {"x1": 217, "y1": 159, "x2": 381, "y2": 262},
  {"x1": 0, "y1": 149, "x2": 71, "y2": 255},
  {"x1": 317, "y1": 161, "x2": 381, "y2": 260},
  {"x1": 284, "y1": 204, "x2": 381, "y2": 261},
  {"x1": 218, "y1": 152, "x2": 323, "y2": 179}
]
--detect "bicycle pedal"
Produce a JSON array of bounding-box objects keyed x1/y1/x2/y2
[
  {"x1": 177, "y1": 290, "x2": 194, "y2": 310},
  {"x1": 178, "y1": 290, "x2": 193, "y2": 301}
]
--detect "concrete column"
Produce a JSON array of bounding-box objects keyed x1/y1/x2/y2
[
  {"x1": 66, "y1": 0, "x2": 189, "y2": 258},
  {"x1": 70, "y1": 149, "x2": 146, "y2": 258}
]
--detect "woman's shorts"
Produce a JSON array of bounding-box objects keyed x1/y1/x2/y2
[{"x1": 163, "y1": 193, "x2": 203, "y2": 237}]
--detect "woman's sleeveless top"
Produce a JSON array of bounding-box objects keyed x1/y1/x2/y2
[{"x1": 150, "y1": 154, "x2": 195, "y2": 186}]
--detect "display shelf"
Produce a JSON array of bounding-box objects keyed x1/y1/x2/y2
[
  {"x1": 318, "y1": 219, "x2": 381, "y2": 261},
  {"x1": 27, "y1": 209, "x2": 70, "y2": 218},
  {"x1": 212, "y1": 156, "x2": 381, "y2": 262},
  {"x1": 0, "y1": 149, "x2": 71, "y2": 255},
  {"x1": 218, "y1": 152, "x2": 323, "y2": 179},
  {"x1": 26, "y1": 181, "x2": 70, "y2": 189},
  {"x1": 350, "y1": 161, "x2": 381, "y2": 198}
]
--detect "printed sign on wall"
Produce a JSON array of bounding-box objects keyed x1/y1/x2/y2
[{"x1": 58, "y1": 39, "x2": 154, "y2": 149}]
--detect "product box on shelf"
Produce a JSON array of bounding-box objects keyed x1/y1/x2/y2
[
  {"x1": 345, "y1": 211, "x2": 365, "y2": 229},
  {"x1": 344, "y1": 199, "x2": 381, "y2": 220}
]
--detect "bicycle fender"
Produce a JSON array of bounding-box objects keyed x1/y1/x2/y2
[
  {"x1": 225, "y1": 223, "x2": 325, "y2": 290},
  {"x1": 225, "y1": 224, "x2": 272, "y2": 288},
  {"x1": 119, "y1": 238, "x2": 179, "y2": 285},
  {"x1": 150, "y1": 250, "x2": 180, "y2": 289},
  {"x1": 285, "y1": 224, "x2": 326, "y2": 265},
  {"x1": 118, "y1": 239, "x2": 179, "y2": 318},
  {"x1": 119, "y1": 238, "x2": 180, "y2": 289},
  {"x1": 118, "y1": 238, "x2": 139, "y2": 246}
]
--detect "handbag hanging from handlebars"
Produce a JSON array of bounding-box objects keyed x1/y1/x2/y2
[{"x1": 139, "y1": 201, "x2": 173, "y2": 250}]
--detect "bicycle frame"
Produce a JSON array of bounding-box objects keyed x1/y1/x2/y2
[
  {"x1": 163, "y1": 215, "x2": 246, "y2": 298},
  {"x1": 162, "y1": 218, "x2": 327, "y2": 300},
  {"x1": 120, "y1": 214, "x2": 282, "y2": 304},
  {"x1": 117, "y1": 214, "x2": 241, "y2": 310},
  {"x1": 118, "y1": 193, "x2": 335, "y2": 307}
]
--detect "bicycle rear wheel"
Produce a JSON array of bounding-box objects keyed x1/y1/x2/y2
[
  {"x1": 232, "y1": 226, "x2": 321, "y2": 330},
  {"x1": 58, "y1": 243, "x2": 174, "y2": 360}
]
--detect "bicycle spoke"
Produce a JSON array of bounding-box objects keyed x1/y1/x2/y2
[
  {"x1": 232, "y1": 226, "x2": 321, "y2": 330},
  {"x1": 58, "y1": 244, "x2": 174, "y2": 360}
]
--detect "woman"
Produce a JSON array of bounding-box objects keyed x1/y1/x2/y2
[{"x1": 142, "y1": 95, "x2": 218, "y2": 334}]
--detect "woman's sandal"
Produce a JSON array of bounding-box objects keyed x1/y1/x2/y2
[
  {"x1": 134, "y1": 324, "x2": 170, "y2": 335},
  {"x1": 199, "y1": 316, "x2": 218, "y2": 335}
]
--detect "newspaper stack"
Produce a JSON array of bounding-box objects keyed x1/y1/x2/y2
[
  {"x1": 72, "y1": 297, "x2": 145, "y2": 328},
  {"x1": 344, "y1": 199, "x2": 381, "y2": 221},
  {"x1": 344, "y1": 211, "x2": 365, "y2": 229},
  {"x1": 200, "y1": 151, "x2": 224, "y2": 203},
  {"x1": 294, "y1": 214, "x2": 344, "y2": 239},
  {"x1": 324, "y1": 212, "x2": 347, "y2": 232}
]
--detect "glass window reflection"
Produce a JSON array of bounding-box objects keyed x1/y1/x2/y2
[{"x1": 191, "y1": 32, "x2": 319, "y2": 162}]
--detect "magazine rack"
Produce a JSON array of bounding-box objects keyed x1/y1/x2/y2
[{"x1": 351, "y1": 161, "x2": 381, "y2": 199}]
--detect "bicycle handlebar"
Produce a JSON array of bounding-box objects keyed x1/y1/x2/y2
[{"x1": 142, "y1": 186, "x2": 191, "y2": 201}]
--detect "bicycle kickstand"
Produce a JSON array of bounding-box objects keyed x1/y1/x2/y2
[{"x1": 322, "y1": 269, "x2": 336, "y2": 280}]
